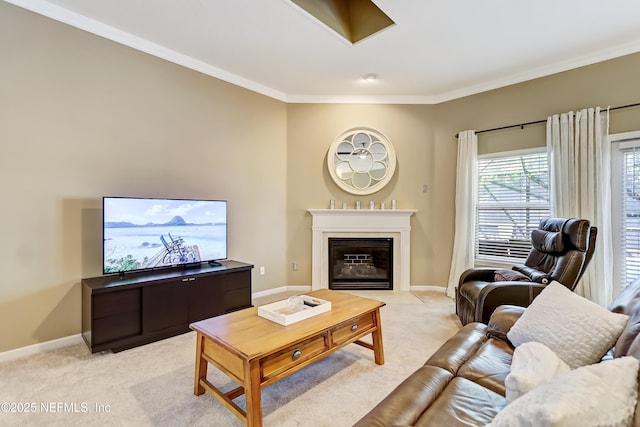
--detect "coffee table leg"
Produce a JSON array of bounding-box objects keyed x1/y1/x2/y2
[
  {"x1": 244, "y1": 360, "x2": 262, "y2": 427},
  {"x1": 194, "y1": 333, "x2": 208, "y2": 396},
  {"x1": 372, "y1": 309, "x2": 385, "y2": 365}
]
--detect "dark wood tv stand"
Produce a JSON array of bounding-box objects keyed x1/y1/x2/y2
[{"x1": 81, "y1": 260, "x2": 253, "y2": 353}]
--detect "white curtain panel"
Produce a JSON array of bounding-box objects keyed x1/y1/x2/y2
[
  {"x1": 446, "y1": 130, "x2": 478, "y2": 298},
  {"x1": 547, "y1": 107, "x2": 613, "y2": 306}
]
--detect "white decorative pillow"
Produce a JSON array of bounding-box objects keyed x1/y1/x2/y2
[
  {"x1": 507, "y1": 281, "x2": 629, "y2": 369},
  {"x1": 505, "y1": 342, "x2": 570, "y2": 403},
  {"x1": 488, "y1": 356, "x2": 639, "y2": 427}
]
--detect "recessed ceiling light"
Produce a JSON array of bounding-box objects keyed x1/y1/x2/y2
[{"x1": 363, "y1": 73, "x2": 378, "y2": 81}]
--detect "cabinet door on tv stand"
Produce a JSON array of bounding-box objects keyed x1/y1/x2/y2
[
  {"x1": 142, "y1": 280, "x2": 189, "y2": 333},
  {"x1": 189, "y1": 275, "x2": 226, "y2": 323},
  {"x1": 91, "y1": 288, "x2": 142, "y2": 349},
  {"x1": 224, "y1": 270, "x2": 252, "y2": 312}
]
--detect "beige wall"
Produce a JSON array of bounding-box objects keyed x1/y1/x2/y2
[
  {"x1": 435, "y1": 52, "x2": 640, "y2": 155},
  {"x1": 285, "y1": 53, "x2": 640, "y2": 289},
  {"x1": 285, "y1": 104, "x2": 445, "y2": 287},
  {"x1": 4, "y1": 1, "x2": 640, "y2": 353},
  {"x1": 0, "y1": 3, "x2": 287, "y2": 352}
]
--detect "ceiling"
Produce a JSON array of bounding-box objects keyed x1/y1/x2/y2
[{"x1": 8, "y1": 0, "x2": 640, "y2": 104}]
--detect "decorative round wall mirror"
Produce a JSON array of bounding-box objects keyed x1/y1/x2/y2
[{"x1": 327, "y1": 127, "x2": 396, "y2": 195}]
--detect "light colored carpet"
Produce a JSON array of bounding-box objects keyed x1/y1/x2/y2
[{"x1": 0, "y1": 290, "x2": 460, "y2": 426}]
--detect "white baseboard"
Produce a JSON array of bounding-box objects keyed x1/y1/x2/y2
[
  {"x1": 254, "y1": 285, "x2": 446, "y2": 296},
  {"x1": 1, "y1": 286, "x2": 315, "y2": 363},
  {"x1": 410, "y1": 285, "x2": 446, "y2": 293},
  {"x1": 0, "y1": 334, "x2": 84, "y2": 364},
  {"x1": 1, "y1": 284, "x2": 444, "y2": 363},
  {"x1": 252, "y1": 285, "x2": 311, "y2": 299}
]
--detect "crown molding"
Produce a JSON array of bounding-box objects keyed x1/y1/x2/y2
[
  {"x1": 5, "y1": 0, "x2": 289, "y2": 102},
  {"x1": 427, "y1": 38, "x2": 640, "y2": 104},
  {"x1": 7, "y1": 0, "x2": 640, "y2": 106},
  {"x1": 284, "y1": 94, "x2": 439, "y2": 104}
]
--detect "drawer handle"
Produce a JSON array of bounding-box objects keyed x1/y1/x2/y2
[
  {"x1": 292, "y1": 349, "x2": 302, "y2": 360},
  {"x1": 351, "y1": 323, "x2": 358, "y2": 332}
]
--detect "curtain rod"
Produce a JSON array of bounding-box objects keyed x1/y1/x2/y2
[{"x1": 454, "y1": 102, "x2": 640, "y2": 139}]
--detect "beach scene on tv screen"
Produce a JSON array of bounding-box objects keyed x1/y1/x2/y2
[{"x1": 103, "y1": 198, "x2": 227, "y2": 273}]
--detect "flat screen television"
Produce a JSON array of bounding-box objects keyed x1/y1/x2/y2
[{"x1": 102, "y1": 197, "x2": 228, "y2": 274}]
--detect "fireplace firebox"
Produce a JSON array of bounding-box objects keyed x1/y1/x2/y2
[{"x1": 328, "y1": 238, "x2": 393, "y2": 290}]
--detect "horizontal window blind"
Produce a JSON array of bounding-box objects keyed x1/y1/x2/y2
[
  {"x1": 619, "y1": 146, "x2": 640, "y2": 288},
  {"x1": 476, "y1": 151, "x2": 550, "y2": 261}
]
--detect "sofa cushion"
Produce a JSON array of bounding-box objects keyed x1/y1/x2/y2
[
  {"x1": 457, "y1": 338, "x2": 513, "y2": 396},
  {"x1": 489, "y1": 356, "x2": 639, "y2": 427},
  {"x1": 413, "y1": 377, "x2": 506, "y2": 427},
  {"x1": 507, "y1": 281, "x2": 629, "y2": 369},
  {"x1": 505, "y1": 342, "x2": 570, "y2": 403}
]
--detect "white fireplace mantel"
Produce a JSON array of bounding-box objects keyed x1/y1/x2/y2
[{"x1": 308, "y1": 209, "x2": 417, "y2": 292}]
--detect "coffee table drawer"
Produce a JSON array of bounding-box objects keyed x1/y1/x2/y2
[
  {"x1": 261, "y1": 334, "x2": 328, "y2": 381},
  {"x1": 331, "y1": 312, "x2": 375, "y2": 346}
]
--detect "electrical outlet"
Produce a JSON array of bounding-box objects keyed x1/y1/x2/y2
[
  {"x1": 422, "y1": 184, "x2": 429, "y2": 193},
  {"x1": 293, "y1": 263, "x2": 298, "y2": 271},
  {"x1": 259, "y1": 266, "x2": 265, "y2": 275}
]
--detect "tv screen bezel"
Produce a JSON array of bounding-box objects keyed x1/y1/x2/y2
[{"x1": 102, "y1": 196, "x2": 228, "y2": 275}]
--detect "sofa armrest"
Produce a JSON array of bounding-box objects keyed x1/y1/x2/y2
[
  {"x1": 425, "y1": 323, "x2": 489, "y2": 374},
  {"x1": 353, "y1": 366, "x2": 454, "y2": 427},
  {"x1": 486, "y1": 305, "x2": 525, "y2": 343}
]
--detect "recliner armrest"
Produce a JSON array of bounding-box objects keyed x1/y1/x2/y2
[
  {"x1": 486, "y1": 305, "x2": 525, "y2": 344},
  {"x1": 474, "y1": 281, "x2": 546, "y2": 324},
  {"x1": 512, "y1": 264, "x2": 551, "y2": 284},
  {"x1": 458, "y1": 267, "x2": 501, "y2": 285}
]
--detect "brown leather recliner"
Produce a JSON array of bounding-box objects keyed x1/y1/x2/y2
[{"x1": 455, "y1": 218, "x2": 597, "y2": 325}]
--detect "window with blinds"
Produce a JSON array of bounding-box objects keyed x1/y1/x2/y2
[
  {"x1": 614, "y1": 141, "x2": 640, "y2": 289},
  {"x1": 476, "y1": 150, "x2": 550, "y2": 261}
]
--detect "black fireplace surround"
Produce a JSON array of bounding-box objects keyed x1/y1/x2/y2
[{"x1": 328, "y1": 238, "x2": 393, "y2": 290}]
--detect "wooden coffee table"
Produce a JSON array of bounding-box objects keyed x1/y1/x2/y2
[{"x1": 190, "y1": 289, "x2": 385, "y2": 427}]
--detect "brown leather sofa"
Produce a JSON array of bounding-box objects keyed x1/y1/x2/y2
[
  {"x1": 355, "y1": 280, "x2": 640, "y2": 426},
  {"x1": 456, "y1": 218, "x2": 597, "y2": 326}
]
